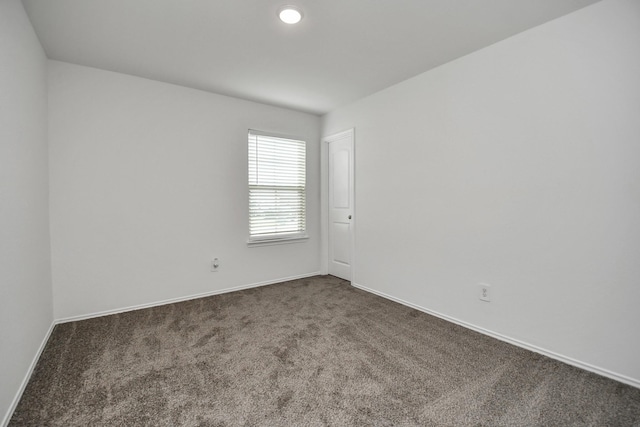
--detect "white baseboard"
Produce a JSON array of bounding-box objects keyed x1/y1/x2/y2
[
  {"x1": 351, "y1": 281, "x2": 640, "y2": 390},
  {"x1": 10, "y1": 273, "x2": 633, "y2": 427},
  {"x1": 2, "y1": 320, "x2": 56, "y2": 427},
  {"x1": 56, "y1": 272, "x2": 322, "y2": 324}
]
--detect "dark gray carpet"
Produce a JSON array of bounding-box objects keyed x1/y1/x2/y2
[{"x1": 10, "y1": 275, "x2": 640, "y2": 426}]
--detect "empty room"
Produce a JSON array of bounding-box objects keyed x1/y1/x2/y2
[{"x1": 1, "y1": 0, "x2": 639, "y2": 425}]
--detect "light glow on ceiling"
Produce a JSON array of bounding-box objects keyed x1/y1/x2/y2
[{"x1": 278, "y1": 6, "x2": 303, "y2": 24}]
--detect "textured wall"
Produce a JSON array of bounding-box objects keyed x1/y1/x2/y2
[
  {"x1": 48, "y1": 61, "x2": 321, "y2": 320},
  {"x1": 322, "y1": 0, "x2": 640, "y2": 384},
  {"x1": 0, "y1": 0, "x2": 53, "y2": 424}
]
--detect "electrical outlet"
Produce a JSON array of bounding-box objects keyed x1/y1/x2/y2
[
  {"x1": 211, "y1": 258, "x2": 220, "y2": 272},
  {"x1": 479, "y1": 283, "x2": 491, "y2": 302}
]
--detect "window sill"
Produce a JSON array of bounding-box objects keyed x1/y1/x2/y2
[{"x1": 247, "y1": 235, "x2": 309, "y2": 248}]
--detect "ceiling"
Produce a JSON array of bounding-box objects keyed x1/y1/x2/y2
[{"x1": 23, "y1": 0, "x2": 600, "y2": 115}]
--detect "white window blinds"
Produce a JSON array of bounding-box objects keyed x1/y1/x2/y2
[{"x1": 248, "y1": 131, "x2": 306, "y2": 241}]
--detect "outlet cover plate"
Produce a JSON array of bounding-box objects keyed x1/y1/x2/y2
[{"x1": 479, "y1": 283, "x2": 491, "y2": 302}]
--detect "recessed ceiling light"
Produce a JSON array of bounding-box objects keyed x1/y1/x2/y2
[{"x1": 278, "y1": 6, "x2": 303, "y2": 24}]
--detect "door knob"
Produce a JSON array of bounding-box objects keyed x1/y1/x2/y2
[{"x1": 348, "y1": 215, "x2": 352, "y2": 219}]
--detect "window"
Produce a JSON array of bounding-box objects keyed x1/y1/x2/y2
[{"x1": 248, "y1": 130, "x2": 307, "y2": 244}]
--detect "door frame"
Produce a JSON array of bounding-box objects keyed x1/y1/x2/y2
[{"x1": 321, "y1": 128, "x2": 355, "y2": 281}]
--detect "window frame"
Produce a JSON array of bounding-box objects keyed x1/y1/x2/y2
[{"x1": 247, "y1": 129, "x2": 308, "y2": 247}]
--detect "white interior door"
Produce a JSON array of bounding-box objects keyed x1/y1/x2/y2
[{"x1": 327, "y1": 130, "x2": 354, "y2": 281}]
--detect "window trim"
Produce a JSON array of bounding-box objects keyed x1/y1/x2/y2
[
  {"x1": 246, "y1": 234, "x2": 309, "y2": 247},
  {"x1": 247, "y1": 129, "x2": 308, "y2": 247}
]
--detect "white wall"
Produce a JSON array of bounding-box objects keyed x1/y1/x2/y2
[
  {"x1": 48, "y1": 61, "x2": 321, "y2": 320},
  {"x1": 0, "y1": 0, "x2": 53, "y2": 423},
  {"x1": 322, "y1": 0, "x2": 640, "y2": 384}
]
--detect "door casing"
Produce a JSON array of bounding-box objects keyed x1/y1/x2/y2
[{"x1": 321, "y1": 128, "x2": 355, "y2": 281}]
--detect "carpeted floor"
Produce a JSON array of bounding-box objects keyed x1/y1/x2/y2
[{"x1": 10, "y1": 275, "x2": 640, "y2": 426}]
